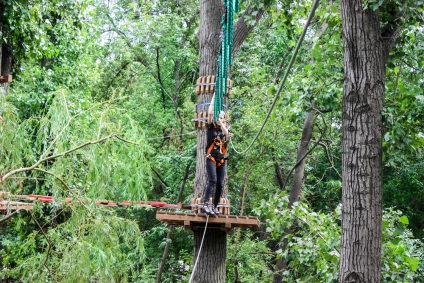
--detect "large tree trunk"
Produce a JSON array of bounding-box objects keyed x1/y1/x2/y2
[
  {"x1": 192, "y1": 1, "x2": 226, "y2": 282},
  {"x1": 339, "y1": 1, "x2": 385, "y2": 282},
  {"x1": 193, "y1": 1, "x2": 266, "y2": 281}
]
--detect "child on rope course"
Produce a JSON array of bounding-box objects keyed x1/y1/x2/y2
[{"x1": 202, "y1": 96, "x2": 229, "y2": 215}]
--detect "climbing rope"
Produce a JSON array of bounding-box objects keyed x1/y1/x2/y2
[
  {"x1": 188, "y1": 215, "x2": 210, "y2": 283},
  {"x1": 214, "y1": 0, "x2": 240, "y2": 122},
  {"x1": 229, "y1": 0, "x2": 320, "y2": 155}
]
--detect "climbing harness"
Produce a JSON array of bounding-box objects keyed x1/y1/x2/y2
[
  {"x1": 213, "y1": 0, "x2": 240, "y2": 122},
  {"x1": 206, "y1": 136, "x2": 228, "y2": 168},
  {"x1": 188, "y1": 215, "x2": 209, "y2": 283}
]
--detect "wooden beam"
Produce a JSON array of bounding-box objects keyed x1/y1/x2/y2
[
  {"x1": 0, "y1": 75, "x2": 12, "y2": 83},
  {"x1": 156, "y1": 211, "x2": 260, "y2": 232},
  {"x1": 0, "y1": 200, "x2": 34, "y2": 212}
]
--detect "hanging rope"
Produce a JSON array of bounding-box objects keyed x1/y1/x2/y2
[
  {"x1": 188, "y1": 215, "x2": 210, "y2": 283},
  {"x1": 229, "y1": 0, "x2": 320, "y2": 154},
  {"x1": 214, "y1": 0, "x2": 240, "y2": 122}
]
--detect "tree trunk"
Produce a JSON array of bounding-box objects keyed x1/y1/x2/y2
[
  {"x1": 192, "y1": 228, "x2": 227, "y2": 283},
  {"x1": 339, "y1": 1, "x2": 385, "y2": 282},
  {"x1": 288, "y1": 108, "x2": 317, "y2": 208},
  {"x1": 273, "y1": 13, "x2": 330, "y2": 279},
  {"x1": 1, "y1": 43, "x2": 12, "y2": 76},
  {"x1": 192, "y1": 1, "x2": 226, "y2": 282},
  {"x1": 193, "y1": 1, "x2": 266, "y2": 281},
  {"x1": 273, "y1": 108, "x2": 316, "y2": 283}
]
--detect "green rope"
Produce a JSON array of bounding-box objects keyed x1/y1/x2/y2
[{"x1": 214, "y1": 0, "x2": 240, "y2": 122}]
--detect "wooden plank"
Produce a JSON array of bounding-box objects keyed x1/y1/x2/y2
[
  {"x1": 210, "y1": 76, "x2": 215, "y2": 93},
  {"x1": 206, "y1": 75, "x2": 211, "y2": 93},
  {"x1": 227, "y1": 79, "x2": 232, "y2": 96},
  {"x1": 195, "y1": 77, "x2": 201, "y2": 95},
  {"x1": 201, "y1": 112, "x2": 206, "y2": 129},
  {"x1": 156, "y1": 211, "x2": 260, "y2": 230},
  {"x1": 0, "y1": 200, "x2": 34, "y2": 211},
  {"x1": 184, "y1": 220, "x2": 191, "y2": 230},
  {"x1": 0, "y1": 75, "x2": 12, "y2": 83},
  {"x1": 200, "y1": 76, "x2": 205, "y2": 93},
  {"x1": 193, "y1": 113, "x2": 198, "y2": 129}
]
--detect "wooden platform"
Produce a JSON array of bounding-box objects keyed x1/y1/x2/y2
[
  {"x1": 0, "y1": 200, "x2": 34, "y2": 212},
  {"x1": 156, "y1": 211, "x2": 259, "y2": 233}
]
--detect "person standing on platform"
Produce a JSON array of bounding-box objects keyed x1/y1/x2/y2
[{"x1": 202, "y1": 98, "x2": 229, "y2": 215}]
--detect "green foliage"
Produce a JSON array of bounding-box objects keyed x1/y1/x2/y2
[
  {"x1": 227, "y1": 230, "x2": 274, "y2": 282},
  {"x1": 1, "y1": 207, "x2": 145, "y2": 282},
  {"x1": 1, "y1": 0, "x2": 424, "y2": 281},
  {"x1": 259, "y1": 195, "x2": 424, "y2": 282},
  {"x1": 384, "y1": 162, "x2": 424, "y2": 238},
  {"x1": 1, "y1": 0, "x2": 93, "y2": 73}
]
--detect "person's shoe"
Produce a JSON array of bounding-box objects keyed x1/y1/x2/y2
[
  {"x1": 202, "y1": 203, "x2": 215, "y2": 215},
  {"x1": 213, "y1": 206, "x2": 220, "y2": 215}
]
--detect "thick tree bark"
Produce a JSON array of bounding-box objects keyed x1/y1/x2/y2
[
  {"x1": 339, "y1": 1, "x2": 385, "y2": 282},
  {"x1": 192, "y1": 227, "x2": 227, "y2": 283},
  {"x1": 1, "y1": 43, "x2": 12, "y2": 76},
  {"x1": 192, "y1": 1, "x2": 226, "y2": 282},
  {"x1": 194, "y1": 2, "x2": 267, "y2": 281}
]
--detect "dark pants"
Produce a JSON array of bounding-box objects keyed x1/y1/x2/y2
[{"x1": 204, "y1": 158, "x2": 226, "y2": 207}]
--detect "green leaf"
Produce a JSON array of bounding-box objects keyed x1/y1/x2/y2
[
  {"x1": 398, "y1": 215, "x2": 409, "y2": 225},
  {"x1": 382, "y1": 220, "x2": 389, "y2": 230},
  {"x1": 267, "y1": 85, "x2": 277, "y2": 95},
  {"x1": 393, "y1": 66, "x2": 400, "y2": 74},
  {"x1": 407, "y1": 257, "x2": 420, "y2": 272},
  {"x1": 390, "y1": 238, "x2": 401, "y2": 245}
]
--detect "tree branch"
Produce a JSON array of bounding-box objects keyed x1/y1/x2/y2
[
  {"x1": 233, "y1": 4, "x2": 270, "y2": 58},
  {"x1": 0, "y1": 210, "x2": 20, "y2": 224},
  {"x1": 316, "y1": 141, "x2": 342, "y2": 179},
  {"x1": 1, "y1": 134, "x2": 138, "y2": 183},
  {"x1": 28, "y1": 211, "x2": 53, "y2": 270},
  {"x1": 156, "y1": 161, "x2": 192, "y2": 283},
  {"x1": 150, "y1": 166, "x2": 170, "y2": 189},
  {"x1": 283, "y1": 109, "x2": 328, "y2": 190}
]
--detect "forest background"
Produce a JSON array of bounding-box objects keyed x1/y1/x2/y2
[{"x1": 0, "y1": 0, "x2": 423, "y2": 282}]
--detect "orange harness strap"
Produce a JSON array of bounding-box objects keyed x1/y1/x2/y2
[{"x1": 206, "y1": 138, "x2": 227, "y2": 168}]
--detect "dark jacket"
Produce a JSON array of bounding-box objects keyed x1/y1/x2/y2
[{"x1": 206, "y1": 123, "x2": 227, "y2": 160}]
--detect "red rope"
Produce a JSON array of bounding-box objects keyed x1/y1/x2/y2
[{"x1": 0, "y1": 191, "x2": 178, "y2": 208}]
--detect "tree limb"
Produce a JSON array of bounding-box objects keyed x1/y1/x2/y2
[
  {"x1": 283, "y1": 110, "x2": 328, "y2": 190},
  {"x1": 150, "y1": 166, "x2": 170, "y2": 189},
  {"x1": 1, "y1": 134, "x2": 138, "y2": 183},
  {"x1": 233, "y1": 4, "x2": 270, "y2": 58},
  {"x1": 28, "y1": 211, "x2": 54, "y2": 272},
  {"x1": 316, "y1": 141, "x2": 342, "y2": 179},
  {"x1": 0, "y1": 210, "x2": 20, "y2": 224}
]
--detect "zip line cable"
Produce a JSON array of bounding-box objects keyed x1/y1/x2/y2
[
  {"x1": 230, "y1": 0, "x2": 320, "y2": 155},
  {"x1": 188, "y1": 215, "x2": 210, "y2": 283}
]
